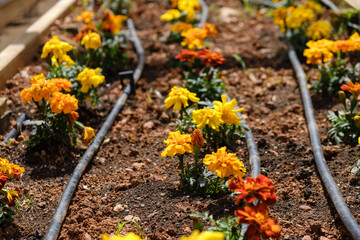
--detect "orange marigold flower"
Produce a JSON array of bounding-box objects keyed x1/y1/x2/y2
[
  {"x1": 228, "y1": 174, "x2": 277, "y2": 206},
  {"x1": 161, "y1": 131, "x2": 193, "y2": 157},
  {"x1": 203, "y1": 146, "x2": 246, "y2": 178},
  {"x1": 303, "y1": 40, "x2": 334, "y2": 65},
  {"x1": 68, "y1": 111, "x2": 79, "y2": 126},
  {"x1": 334, "y1": 40, "x2": 355, "y2": 53},
  {"x1": 197, "y1": 49, "x2": 226, "y2": 66},
  {"x1": 171, "y1": 22, "x2": 193, "y2": 33},
  {"x1": 181, "y1": 27, "x2": 208, "y2": 50},
  {"x1": 20, "y1": 88, "x2": 32, "y2": 104},
  {"x1": 175, "y1": 49, "x2": 198, "y2": 62},
  {"x1": 102, "y1": 9, "x2": 127, "y2": 34},
  {"x1": 349, "y1": 32, "x2": 360, "y2": 51},
  {"x1": 76, "y1": 11, "x2": 95, "y2": 24},
  {"x1": 203, "y1": 22, "x2": 218, "y2": 37},
  {"x1": 49, "y1": 92, "x2": 78, "y2": 114},
  {"x1": 235, "y1": 203, "x2": 281, "y2": 240},
  {"x1": 191, "y1": 129, "x2": 205, "y2": 149},
  {"x1": 341, "y1": 81, "x2": 360, "y2": 97}
]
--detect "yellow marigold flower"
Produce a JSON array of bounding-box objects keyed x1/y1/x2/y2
[
  {"x1": 177, "y1": 0, "x2": 201, "y2": 12},
  {"x1": 102, "y1": 233, "x2": 143, "y2": 240},
  {"x1": 171, "y1": 22, "x2": 193, "y2": 33},
  {"x1": 77, "y1": 68, "x2": 105, "y2": 93},
  {"x1": 192, "y1": 108, "x2": 224, "y2": 131},
  {"x1": 306, "y1": 20, "x2": 332, "y2": 40},
  {"x1": 160, "y1": 9, "x2": 182, "y2": 22},
  {"x1": 303, "y1": 0, "x2": 322, "y2": 14},
  {"x1": 354, "y1": 115, "x2": 360, "y2": 129},
  {"x1": 185, "y1": 8, "x2": 196, "y2": 22},
  {"x1": 164, "y1": 86, "x2": 199, "y2": 110},
  {"x1": 81, "y1": 32, "x2": 102, "y2": 50},
  {"x1": 181, "y1": 27, "x2": 208, "y2": 50},
  {"x1": 76, "y1": 11, "x2": 95, "y2": 24},
  {"x1": 0, "y1": 157, "x2": 24, "y2": 179},
  {"x1": 203, "y1": 146, "x2": 246, "y2": 178},
  {"x1": 49, "y1": 92, "x2": 78, "y2": 114},
  {"x1": 82, "y1": 126, "x2": 95, "y2": 145},
  {"x1": 272, "y1": 7, "x2": 288, "y2": 32},
  {"x1": 286, "y1": 6, "x2": 315, "y2": 29},
  {"x1": 51, "y1": 54, "x2": 75, "y2": 67},
  {"x1": 213, "y1": 95, "x2": 244, "y2": 125},
  {"x1": 161, "y1": 130, "x2": 193, "y2": 157},
  {"x1": 102, "y1": 10, "x2": 128, "y2": 34},
  {"x1": 179, "y1": 230, "x2": 225, "y2": 240},
  {"x1": 41, "y1": 36, "x2": 73, "y2": 59}
]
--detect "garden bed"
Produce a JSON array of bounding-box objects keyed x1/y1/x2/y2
[{"x1": 0, "y1": 0, "x2": 359, "y2": 239}]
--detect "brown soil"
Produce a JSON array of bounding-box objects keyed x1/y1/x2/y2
[{"x1": 0, "y1": 0, "x2": 359, "y2": 239}]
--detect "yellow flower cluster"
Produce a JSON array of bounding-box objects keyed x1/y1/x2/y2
[
  {"x1": 203, "y1": 146, "x2": 246, "y2": 178},
  {"x1": 192, "y1": 95, "x2": 243, "y2": 131},
  {"x1": 272, "y1": 1, "x2": 324, "y2": 34},
  {"x1": 305, "y1": 20, "x2": 332, "y2": 40},
  {"x1": 81, "y1": 32, "x2": 102, "y2": 50},
  {"x1": 161, "y1": 130, "x2": 193, "y2": 157},
  {"x1": 164, "y1": 86, "x2": 200, "y2": 110},
  {"x1": 0, "y1": 157, "x2": 24, "y2": 179},
  {"x1": 77, "y1": 68, "x2": 105, "y2": 93},
  {"x1": 41, "y1": 36, "x2": 74, "y2": 66},
  {"x1": 303, "y1": 32, "x2": 360, "y2": 65},
  {"x1": 20, "y1": 74, "x2": 72, "y2": 104}
]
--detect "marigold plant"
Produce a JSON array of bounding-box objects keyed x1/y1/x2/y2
[
  {"x1": 203, "y1": 146, "x2": 246, "y2": 178},
  {"x1": 228, "y1": 174, "x2": 277, "y2": 206},
  {"x1": 0, "y1": 157, "x2": 24, "y2": 224}
]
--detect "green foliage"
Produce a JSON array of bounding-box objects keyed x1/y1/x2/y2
[
  {"x1": 185, "y1": 70, "x2": 227, "y2": 102},
  {"x1": 82, "y1": 33, "x2": 129, "y2": 76},
  {"x1": 311, "y1": 59, "x2": 360, "y2": 96},
  {"x1": 0, "y1": 201, "x2": 15, "y2": 225},
  {"x1": 102, "y1": 0, "x2": 131, "y2": 15},
  {"x1": 192, "y1": 212, "x2": 243, "y2": 240}
]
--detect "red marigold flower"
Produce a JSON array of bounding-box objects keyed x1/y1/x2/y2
[
  {"x1": 197, "y1": 49, "x2": 226, "y2": 66},
  {"x1": 68, "y1": 111, "x2": 79, "y2": 126},
  {"x1": 0, "y1": 173, "x2": 7, "y2": 189},
  {"x1": 341, "y1": 81, "x2": 360, "y2": 97},
  {"x1": 175, "y1": 49, "x2": 198, "y2": 62},
  {"x1": 228, "y1": 174, "x2": 277, "y2": 206},
  {"x1": 235, "y1": 203, "x2": 281, "y2": 240}
]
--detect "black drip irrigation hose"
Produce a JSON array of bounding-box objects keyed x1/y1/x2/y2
[
  {"x1": 288, "y1": 45, "x2": 360, "y2": 240},
  {"x1": 0, "y1": 113, "x2": 26, "y2": 151},
  {"x1": 44, "y1": 18, "x2": 144, "y2": 240}
]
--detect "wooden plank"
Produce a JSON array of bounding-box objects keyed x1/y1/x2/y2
[
  {"x1": 343, "y1": 0, "x2": 360, "y2": 9},
  {"x1": 0, "y1": 0, "x2": 76, "y2": 90},
  {"x1": 0, "y1": 0, "x2": 38, "y2": 30}
]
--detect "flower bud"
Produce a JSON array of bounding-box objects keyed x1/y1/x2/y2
[
  {"x1": 338, "y1": 90, "x2": 346, "y2": 103},
  {"x1": 354, "y1": 115, "x2": 360, "y2": 129},
  {"x1": 191, "y1": 129, "x2": 205, "y2": 149}
]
